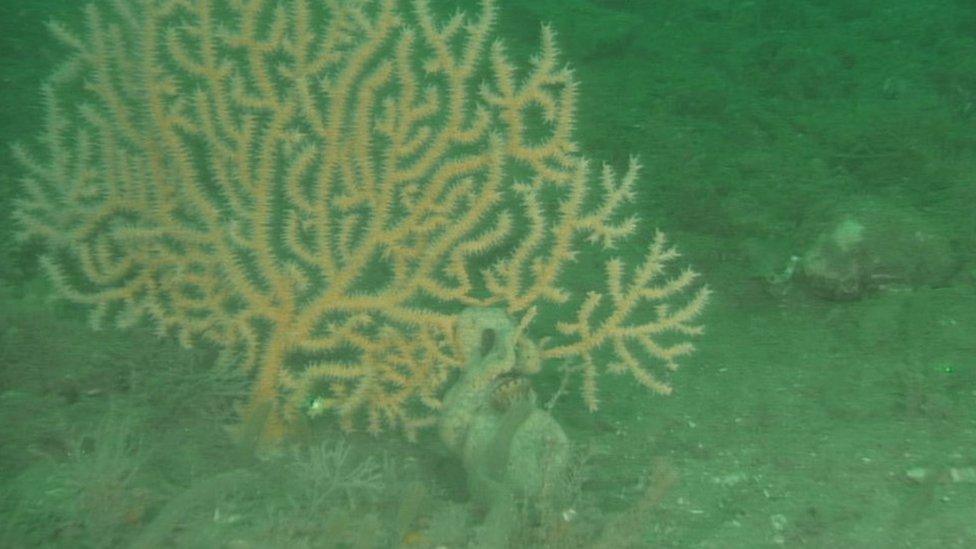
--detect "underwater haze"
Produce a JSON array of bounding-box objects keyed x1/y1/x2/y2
[{"x1": 1, "y1": 0, "x2": 975, "y2": 547}]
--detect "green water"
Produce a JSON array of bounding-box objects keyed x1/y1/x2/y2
[{"x1": 1, "y1": 1, "x2": 974, "y2": 547}]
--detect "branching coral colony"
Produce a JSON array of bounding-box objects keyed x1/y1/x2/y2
[{"x1": 14, "y1": 0, "x2": 708, "y2": 444}]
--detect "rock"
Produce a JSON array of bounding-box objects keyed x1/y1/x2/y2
[{"x1": 797, "y1": 202, "x2": 959, "y2": 300}]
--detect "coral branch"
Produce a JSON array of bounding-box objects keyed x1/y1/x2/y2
[{"x1": 16, "y1": 0, "x2": 706, "y2": 443}]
